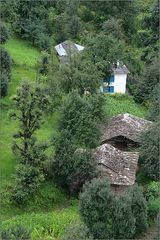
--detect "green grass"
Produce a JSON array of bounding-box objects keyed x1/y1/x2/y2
[
  {"x1": 0, "y1": 38, "x2": 63, "y2": 224},
  {"x1": 105, "y1": 94, "x2": 147, "y2": 118},
  {"x1": 1, "y1": 201, "x2": 79, "y2": 240},
  {"x1": 5, "y1": 38, "x2": 40, "y2": 67}
]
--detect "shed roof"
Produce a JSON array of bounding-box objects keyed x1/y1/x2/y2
[
  {"x1": 101, "y1": 113, "x2": 152, "y2": 144},
  {"x1": 55, "y1": 40, "x2": 84, "y2": 57},
  {"x1": 93, "y1": 143, "x2": 139, "y2": 186}
]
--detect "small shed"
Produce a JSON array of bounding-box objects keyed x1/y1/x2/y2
[
  {"x1": 93, "y1": 143, "x2": 139, "y2": 192},
  {"x1": 101, "y1": 113, "x2": 152, "y2": 151},
  {"x1": 55, "y1": 40, "x2": 84, "y2": 64}
]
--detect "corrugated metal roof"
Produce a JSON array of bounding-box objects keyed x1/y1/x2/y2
[
  {"x1": 55, "y1": 44, "x2": 67, "y2": 56},
  {"x1": 55, "y1": 40, "x2": 84, "y2": 56}
]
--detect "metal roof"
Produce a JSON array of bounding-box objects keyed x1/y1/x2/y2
[{"x1": 55, "y1": 40, "x2": 84, "y2": 57}]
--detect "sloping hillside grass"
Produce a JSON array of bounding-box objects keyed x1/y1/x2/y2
[
  {"x1": 105, "y1": 94, "x2": 147, "y2": 118},
  {"x1": 1, "y1": 203, "x2": 79, "y2": 240},
  {"x1": 5, "y1": 38, "x2": 40, "y2": 67},
  {"x1": 0, "y1": 38, "x2": 64, "y2": 223}
]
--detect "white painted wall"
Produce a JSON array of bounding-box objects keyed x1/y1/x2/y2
[
  {"x1": 100, "y1": 73, "x2": 127, "y2": 93},
  {"x1": 114, "y1": 74, "x2": 127, "y2": 93}
]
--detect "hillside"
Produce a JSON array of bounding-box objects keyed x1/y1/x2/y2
[
  {"x1": 0, "y1": 0, "x2": 158, "y2": 237},
  {"x1": 0, "y1": 37, "x2": 148, "y2": 224}
]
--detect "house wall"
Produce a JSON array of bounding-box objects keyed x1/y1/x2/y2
[
  {"x1": 114, "y1": 73, "x2": 127, "y2": 93},
  {"x1": 100, "y1": 73, "x2": 127, "y2": 94}
]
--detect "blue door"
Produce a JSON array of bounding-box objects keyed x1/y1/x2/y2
[{"x1": 109, "y1": 86, "x2": 114, "y2": 93}]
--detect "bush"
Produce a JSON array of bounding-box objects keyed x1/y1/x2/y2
[
  {"x1": 145, "y1": 181, "x2": 160, "y2": 219},
  {"x1": 34, "y1": 32, "x2": 51, "y2": 51},
  {"x1": 112, "y1": 193, "x2": 136, "y2": 239},
  {"x1": 139, "y1": 122, "x2": 159, "y2": 181},
  {"x1": 0, "y1": 47, "x2": 12, "y2": 80},
  {"x1": 79, "y1": 179, "x2": 148, "y2": 239},
  {"x1": 62, "y1": 222, "x2": 93, "y2": 240},
  {"x1": 0, "y1": 47, "x2": 12, "y2": 97},
  {"x1": 67, "y1": 151, "x2": 98, "y2": 193},
  {"x1": 79, "y1": 178, "x2": 113, "y2": 239},
  {"x1": 0, "y1": 72, "x2": 9, "y2": 97},
  {"x1": 12, "y1": 164, "x2": 44, "y2": 204},
  {"x1": 0, "y1": 22, "x2": 9, "y2": 44},
  {"x1": 127, "y1": 185, "x2": 148, "y2": 235},
  {"x1": 52, "y1": 131, "x2": 97, "y2": 193},
  {"x1": 1, "y1": 225, "x2": 31, "y2": 240}
]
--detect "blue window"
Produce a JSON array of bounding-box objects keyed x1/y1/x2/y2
[
  {"x1": 109, "y1": 86, "x2": 114, "y2": 93},
  {"x1": 103, "y1": 79, "x2": 107, "y2": 83},
  {"x1": 110, "y1": 75, "x2": 114, "y2": 83},
  {"x1": 103, "y1": 87, "x2": 108, "y2": 93}
]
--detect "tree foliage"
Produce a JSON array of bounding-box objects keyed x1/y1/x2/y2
[
  {"x1": 85, "y1": 33, "x2": 127, "y2": 78},
  {"x1": 112, "y1": 192, "x2": 135, "y2": 239},
  {"x1": 127, "y1": 185, "x2": 148, "y2": 235},
  {"x1": 80, "y1": 178, "x2": 148, "y2": 239},
  {"x1": 0, "y1": 47, "x2": 12, "y2": 97},
  {"x1": 79, "y1": 178, "x2": 113, "y2": 239},
  {"x1": 10, "y1": 81, "x2": 50, "y2": 203},
  {"x1": 59, "y1": 90, "x2": 102, "y2": 148},
  {"x1": 0, "y1": 21, "x2": 9, "y2": 44},
  {"x1": 139, "y1": 121, "x2": 159, "y2": 181},
  {"x1": 60, "y1": 53, "x2": 102, "y2": 94},
  {"x1": 133, "y1": 56, "x2": 159, "y2": 104}
]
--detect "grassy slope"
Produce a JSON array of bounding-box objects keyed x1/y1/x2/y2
[
  {"x1": 0, "y1": 38, "x2": 148, "y2": 237},
  {"x1": 0, "y1": 38, "x2": 71, "y2": 225},
  {"x1": 105, "y1": 94, "x2": 147, "y2": 119}
]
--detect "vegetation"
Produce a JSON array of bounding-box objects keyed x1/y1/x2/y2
[
  {"x1": 79, "y1": 178, "x2": 148, "y2": 239},
  {"x1": 0, "y1": 0, "x2": 159, "y2": 239},
  {"x1": 139, "y1": 121, "x2": 159, "y2": 181}
]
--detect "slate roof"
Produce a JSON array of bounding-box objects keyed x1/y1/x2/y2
[
  {"x1": 101, "y1": 113, "x2": 152, "y2": 144},
  {"x1": 93, "y1": 143, "x2": 139, "y2": 186},
  {"x1": 112, "y1": 65, "x2": 129, "y2": 74}
]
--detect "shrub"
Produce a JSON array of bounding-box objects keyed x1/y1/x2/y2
[
  {"x1": 0, "y1": 72, "x2": 9, "y2": 97},
  {"x1": 0, "y1": 22, "x2": 9, "y2": 44},
  {"x1": 67, "y1": 151, "x2": 98, "y2": 193},
  {"x1": 0, "y1": 47, "x2": 12, "y2": 80},
  {"x1": 12, "y1": 164, "x2": 44, "y2": 204},
  {"x1": 62, "y1": 222, "x2": 93, "y2": 240},
  {"x1": 139, "y1": 122, "x2": 159, "y2": 181},
  {"x1": 145, "y1": 181, "x2": 160, "y2": 219},
  {"x1": 1, "y1": 225, "x2": 31, "y2": 240},
  {"x1": 127, "y1": 185, "x2": 148, "y2": 235},
  {"x1": 79, "y1": 178, "x2": 113, "y2": 239},
  {"x1": 0, "y1": 47, "x2": 11, "y2": 97},
  {"x1": 112, "y1": 193, "x2": 136, "y2": 239},
  {"x1": 52, "y1": 131, "x2": 97, "y2": 193}
]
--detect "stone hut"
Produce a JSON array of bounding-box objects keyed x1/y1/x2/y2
[
  {"x1": 92, "y1": 143, "x2": 139, "y2": 192},
  {"x1": 101, "y1": 113, "x2": 152, "y2": 151}
]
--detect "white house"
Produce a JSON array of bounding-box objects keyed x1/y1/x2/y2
[
  {"x1": 55, "y1": 40, "x2": 84, "y2": 64},
  {"x1": 100, "y1": 62, "x2": 129, "y2": 94}
]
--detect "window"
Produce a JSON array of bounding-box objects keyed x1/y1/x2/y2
[
  {"x1": 109, "y1": 86, "x2": 114, "y2": 93},
  {"x1": 103, "y1": 86, "x2": 108, "y2": 93},
  {"x1": 110, "y1": 75, "x2": 114, "y2": 83}
]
